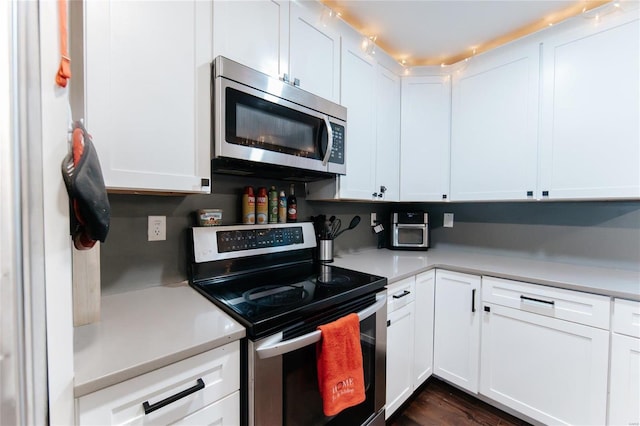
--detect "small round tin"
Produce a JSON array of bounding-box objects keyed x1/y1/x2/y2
[{"x1": 197, "y1": 209, "x2": 223, "y2": 226}]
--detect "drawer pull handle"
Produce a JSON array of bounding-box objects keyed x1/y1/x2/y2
[
  {"x1": 393, "y1": 290, "x2": 411, "y2": 299},
  {"x1": 143, "y1": 378, "x2": 205, "y2": 415},
  {"x1": 471, "y1": 288, "x2": 476, "y2": 313},
  {"x1": 520, "y1": 295, "x2": 555, "y2": 307}
]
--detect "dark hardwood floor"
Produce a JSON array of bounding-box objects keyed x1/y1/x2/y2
[{"x1": 387, "y1": 378, "x2": 531, "y2": 426}]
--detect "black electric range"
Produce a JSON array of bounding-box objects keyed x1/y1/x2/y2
[{"x1": 188, "y1": 222, "x2": 387, "y2": 339}]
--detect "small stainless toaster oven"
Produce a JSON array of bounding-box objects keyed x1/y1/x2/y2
[{"x1": 390, "y1": 212, "x2": 429, "y2": 250}]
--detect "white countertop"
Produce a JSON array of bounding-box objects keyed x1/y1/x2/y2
[
  {"x1": 74, "y1": 247, "x2": 638, "y2": 398},
  {"x1": 74, "y1": 282, "x2": 245, "y2": 397},
  {"x1": 332, "y1": 247, "x2": 640, "y2": 301}
]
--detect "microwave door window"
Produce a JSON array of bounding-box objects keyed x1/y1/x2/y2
[{"x1": 226, "y1": 88, "x2": 323, "y2": 160}]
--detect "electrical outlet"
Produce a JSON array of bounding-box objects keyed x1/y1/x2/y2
[
  {"x1": 371, "y1": 212, "x2": 377, "y2": 226},
  {"x1": 443, "y1": 213, "x2": 454, "y2": 228},
  {"x1": 148, "y1": 216, "x2": 166, "y2": 241}
]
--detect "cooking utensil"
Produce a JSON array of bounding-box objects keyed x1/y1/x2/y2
[
  {"x1": 329, "y1": 219, "x2": 341, "y2": 238},
  {"x1": 332, "y1": 215, "x2": 360, "y2": 239}
]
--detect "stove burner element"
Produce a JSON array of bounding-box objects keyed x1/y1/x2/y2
[
  {"x1": 314, "y1": 271, "x2": 352, "y2": 287},
  {"x1": 243, "y1": 285, "x2": 308, "y2": 307}
]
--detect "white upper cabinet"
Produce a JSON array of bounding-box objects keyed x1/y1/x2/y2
[
  {"x1": 84, "y1": 0, "x2": 212, "y2": 193},
  {"x1": 288, "y1": 2, "x2": 340, "y2": 102},
  {"x1": 400, "y1": 75, "x2": 451, "y2": 201},
  {"x1": 450, "y1": 44, "x2": 540, "y2": 201},
  {"x1": 213, "y1": 0, "x2": 289, "y2": 81},
  {"x1": 213, "y1": 1, "x2": 340, "y2": 102},
  {"x1": 374, "y1": 63, "x2": 401, "y2": 202},
  {"x1": 333, "y1": 36, "x2": 378, "y2": 200},
  {"x1": 539, "y1": 10, "x2": 640, "y2": 200}
]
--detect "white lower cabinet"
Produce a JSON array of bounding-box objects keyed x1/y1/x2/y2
[
  {"x1": 413, "y1": 270, "x2": 435, "y2": 388},
  {"x1": 433, "y1": 270, "x2": 481, "y2": 393},
  {"x1": 480, "y1": 277, "x2": 610, "y2": 425},
  {"x1": 385, "y1": 271, "x2": 436, "y2": 420},
  {"x1": 385, "y1": 277, "x2": 415, "y2": 419},
  {"x1": 609, "y1": 299, "x2": 640, "y2": 426},
  {"x1": 76, "y1": 341, "x2": 240, "y2": 425}
]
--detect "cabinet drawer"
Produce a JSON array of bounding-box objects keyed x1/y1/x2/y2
[
  {"x1": 387, "y1": 277, "x2": 416, "y2": 313},
  {"x1": 482, "y1": 277, "x2": 610, "y2": 329},
  {"x1": 613, "y1": 298, "x2": 640, "y2": 338},
  {"x1": 177, "y1": 390, "x2": 240, "y2": 425},
  {"x1": 77, "y1": 341, "x2": 240, "y2": 425}
]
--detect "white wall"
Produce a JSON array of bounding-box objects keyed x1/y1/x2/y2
[{"x1": 39, "y1": 0, "x2": 75, "y2": 423}]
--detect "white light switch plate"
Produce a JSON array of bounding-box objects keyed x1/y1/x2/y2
[{"x1": 443, "y1": 213, "x2": 454, "y2": 228}]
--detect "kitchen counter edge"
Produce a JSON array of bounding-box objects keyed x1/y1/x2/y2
[
  {"x1": 73, "y1": 282, "x2": 246, "y2": 398},
  {"x1": 332, "y1": 247, "x2": 640, "y2": 301}
]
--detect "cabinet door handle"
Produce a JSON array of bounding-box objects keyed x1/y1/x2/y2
[
  {"x1": 392, "y1": 290, "x2": 411, "y2": 299},
  {"x1": 142, "y1": 378, "x2": 205, "y2": 415},
  {"x1": 520, "y1": 295, "x2": 555, "y2": 307},
  {"x1": 471, "y1": 288, "x2": 476, "y2": 312}
]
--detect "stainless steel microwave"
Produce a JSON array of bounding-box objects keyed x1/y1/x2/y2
[
  {"x1": 390, "y1": 212, "x2": 429, "y2": 250},
  {"x1": 212, "y1": 56, "x2": 347, "y2": 180}
]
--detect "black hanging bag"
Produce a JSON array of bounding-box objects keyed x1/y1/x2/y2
[{"x1": 61, "y1": 121, "x2": 110, "y2": 250}]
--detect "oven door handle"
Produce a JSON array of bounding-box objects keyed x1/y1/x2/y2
[{"x1": 255, "y1": 293, "x2": 386, "y2": 359}]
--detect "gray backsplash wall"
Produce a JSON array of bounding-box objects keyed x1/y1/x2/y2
[
  {"x1": 102, "y1": 177, "x2": 640, "y2": 295},
  {"x1": 101, "y1": 175, "x2": 390, "y2": 295},
  {"x1": 424, "y1": 201, "x2": 640, "y2": 270}
]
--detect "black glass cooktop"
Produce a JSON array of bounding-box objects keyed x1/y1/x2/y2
[{"x1": 190, "y1": 261, "x2": 386, "y2": 339}]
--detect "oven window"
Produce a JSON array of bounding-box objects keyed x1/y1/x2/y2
[
  {"x1": 225, "y1": 88, "x2": 328, "y2": 160},
  {"x1": 398, "y1": 227, "x2": 425, "y2": 245},
  {"x1": 282, "y1": 314, "x2": 377, "y2": 426}
]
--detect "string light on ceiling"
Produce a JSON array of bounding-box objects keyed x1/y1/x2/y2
[
  {"x1": 323, "y1": 0, "x2": 614, "y2": 67},
  {"x1": 361, "y1": 35, "x2": 377, "y2": 55},
  {"x1": 582, "y1": 0, "x2": 622, "y2": 21},
  {"x1": 320, "y1": 6, "x2": 341, "y2": 27}
]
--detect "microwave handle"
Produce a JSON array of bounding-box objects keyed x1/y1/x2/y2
[
  {"x1": 321, "y1": 115, "x2": 334, "y2": 166},
  {"x1": 255, "y1": 293, "x2": 386, "y2": 359}
]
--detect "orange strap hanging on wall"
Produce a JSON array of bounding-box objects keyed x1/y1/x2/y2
[{"x1": 55, "y1": 0, "x2": 71, "y2": 87}]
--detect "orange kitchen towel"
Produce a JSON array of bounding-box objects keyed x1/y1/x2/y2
[{"x1": 316, "y1": 313, "x2": 365, "y2": 417}]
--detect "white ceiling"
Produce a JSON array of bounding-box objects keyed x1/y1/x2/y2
[{"x1": 321, "y1": 0, "x2": 610, "y2": 65}]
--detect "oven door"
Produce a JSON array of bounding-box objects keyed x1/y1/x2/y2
[{"x1": 248, "y1": 292, "x2": 386, "y2": 426}]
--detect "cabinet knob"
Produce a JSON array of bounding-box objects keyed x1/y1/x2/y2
[
  {"x1": 281, "y1": 73, "x2": 290, "y2": 83},
  {"x1": 372, "y1": 192, "x2": 378, "y2": 198},
  {"x1": 293, "y1": 78, "x2": 300, "y2": 87}
]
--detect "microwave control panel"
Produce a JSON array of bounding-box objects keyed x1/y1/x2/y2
[{"x1": 329, "y1": 124, "x2": 345, "y2": 165}]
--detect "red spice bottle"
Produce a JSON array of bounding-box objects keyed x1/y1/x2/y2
[
  {"x1": 242, "y1": 186, "x2": 255, "y2": 224},
  {"x1": 256, "y1": 187, "x2": 268, "y2": 224}
]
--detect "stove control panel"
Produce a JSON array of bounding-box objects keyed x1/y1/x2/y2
[
  {"x1": 217, "y1": 226, "x2": 304, "y2": 253},
  {"x1": 192, "y1": 222, "x2": 317, "y2": 263}
]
